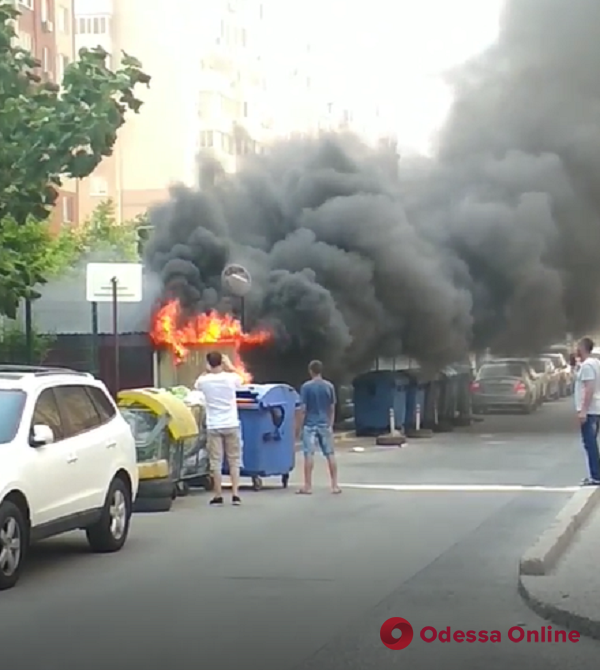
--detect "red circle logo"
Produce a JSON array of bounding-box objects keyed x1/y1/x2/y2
[{"x1": 380, "y1": 617, "x2": 414, "y2": 650}]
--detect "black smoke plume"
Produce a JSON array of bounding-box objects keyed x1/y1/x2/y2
[{"x1": 144, "y1": 0, "x2": 600, "y2": 384}]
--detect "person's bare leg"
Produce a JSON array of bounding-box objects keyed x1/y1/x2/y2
[
  {"x1": 212, "y1": 468, "x2": 223, "y2": 497},
  {"x1": 300, "y1": 454, "x2": 314, "y2": 493},
  {"x1": 326, "y1": 454, "x2": 341, "y2": 492},
  {"x1": 225, "y1": 430, "x2": 242, "y2": 499},
  {"x1": 208, "y1": 432, "x2": 223, "y2": 498},
  {"x1": 230, "y1": 465, "x2": 240, "y2": 497}
]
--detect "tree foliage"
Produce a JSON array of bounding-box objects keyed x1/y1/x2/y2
[
  {"x1": 0, "y1": 1, "x2": 150, "y2": 317},
  {"x1": 0, "y1": 2, "x2": 150, "y2": 223},
  {"x1": 51, "y1": 200, "x2": 146, "y2": 271},
  {"x1": 0, "y1": 203, "x2": 147, "y2": 316},
  {"x1": 0, "y1": 320, "x2": 55, "y2": 364}
]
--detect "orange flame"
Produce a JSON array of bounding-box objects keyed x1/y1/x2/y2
[{"x1": 150, "y1": 299, "x2": 271, "y2": 383}]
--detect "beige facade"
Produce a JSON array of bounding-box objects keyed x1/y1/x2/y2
[{"x1": 74, "y1": 0, "x2": 269, "y2": 222}]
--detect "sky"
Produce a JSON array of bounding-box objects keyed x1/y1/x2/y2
[{"x1": 283, "y1": 0, "x2": 505, "y2": 152}]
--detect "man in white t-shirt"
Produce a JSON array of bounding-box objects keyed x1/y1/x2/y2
[
  {"x1": 195, "y1": 351, "x2": 243, "y2": 505},
  {"x1": 574, "y1": 337, "x2": 600, "y2": 485}
]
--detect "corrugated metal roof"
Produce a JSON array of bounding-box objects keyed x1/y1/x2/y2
[{"x1": 12, "y1": 271, "x2": 161, "y2": 335}]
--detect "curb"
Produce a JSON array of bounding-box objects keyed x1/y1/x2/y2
[
  {"x1": 518, "y1": 576, "x2": 600, "y2": 640},
  {"x1": 519, "y1": 487, "x2": 600, "y2": 576}
]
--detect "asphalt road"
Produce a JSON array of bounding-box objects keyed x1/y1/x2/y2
[{"x1": 1, "y1": 398, "x2": 597, "y2": 670}]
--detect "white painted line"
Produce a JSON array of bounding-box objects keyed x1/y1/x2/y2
[{"x1": 339, "y1": 483, "x2": 578, "y2": 493}]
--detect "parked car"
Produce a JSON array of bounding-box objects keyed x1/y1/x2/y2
[
  {"x1": 529, "y1": 356, "x2": 560, "y2": 400},
  {"x1": 542, "y1": 352, "x2": 573, "y2": 396},
  {"x1": 471, "y1": 359, "x2": 540, "y2": 414},
  {"x1": 0, "y1": 365, "x2": 138, "y2": 590},
  {"x1": 548, "y1": 344, "x2": 573, "y2": 360}
]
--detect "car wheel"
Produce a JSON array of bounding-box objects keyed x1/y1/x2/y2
[
  {"x1": 0, "y1": 501, "x2": 27, "y2": 590},
  {"x1": 86, "y1": 477, "x2": 132, "y2": 553}
]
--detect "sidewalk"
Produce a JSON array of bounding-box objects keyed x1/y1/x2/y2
[{"x1": 519, "y1": 498, "x2": 600, "y2": 639}]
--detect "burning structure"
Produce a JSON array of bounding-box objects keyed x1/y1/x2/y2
[
  {"x1": 150, "y1": 299, "x2": 271, "y2": 386},
  {"x1": 143, "y1": 0, "x2": 600, "y2": 385}
]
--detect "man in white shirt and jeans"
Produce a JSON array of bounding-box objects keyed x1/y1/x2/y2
[
  {"x1": 574, "y1": 337, "x2": 600, "y2": 485},
  {"x1": 195, "y1": 351, "x2": 243, "y2": 505}
]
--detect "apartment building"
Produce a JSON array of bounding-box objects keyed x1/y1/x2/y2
[
  {"x1": 73, "y1": 0, "x2": 118, "y2": 222},
  {"x1": 13, "y1": 0, "x2": 77, "y2": 230},
  {"x1": 196, "y1": 0, "x2": 269, "y2": 178},
  {"x1": 72, "y1": 0, "x2": 270, "y2": 222}
]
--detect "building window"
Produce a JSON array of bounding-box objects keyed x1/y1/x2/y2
[
  {"x1": 56, "y1": 54, "x2": 69, "y2": 82},
  {"x1": 58, "y1": 6, "x2": 70, "y2": 33},
  {"x1": 42, "y1": 47, "x2": 50, "y2": 72},
  {"x1": 15, "y1": 30, "x2": 33, "y2": 52},
  {"x1": 243, "y1": 101, "x2": 248, "y2": 117},
  {"x1": 62, "y1": 196, "x2": 74, "y2": 223},
  {"x1": 240, "y1": 29, "x2": 246, "y2": 47},
  {"x1": 41, "y1": 0, "x2": 49, "y2": 21},
  {"x1": 90, "y1": 176, "x2": 108, "y2": 196},
  {"x1": 199, "y1": 131, "x2": 214, "y2": 148},
  {"x1": 76, "y1": 15, "x2": 109, "y2": 34}
]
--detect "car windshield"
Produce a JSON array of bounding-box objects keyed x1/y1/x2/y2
[
  {"x1": 545, "y1": 354, "x2": 564, "y2": 368},
  {"x1": 0, "y1": 389, "x2": 26, "y2": 444},
  {"x1": 479, "y1": 363, "x2": 524, "y2": 378},
  {"x1": 530, "y1": 360, "x2": 547, "y2": 373}
]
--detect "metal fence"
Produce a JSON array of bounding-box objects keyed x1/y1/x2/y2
[{"x1": 0, "y1": 332, "x2": 153, "y2": 396}]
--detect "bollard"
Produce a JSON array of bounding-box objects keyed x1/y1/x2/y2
[
  {"x1": 376, "y1": 406, "x2": 406, "y2": 446},
  {"x1": 416, "y1": 403, "x2": 421, "y2": 431}
]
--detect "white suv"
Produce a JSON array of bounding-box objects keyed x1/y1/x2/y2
[{"x1": 0, "y1": 365, "x2": 138, "y2": 590}]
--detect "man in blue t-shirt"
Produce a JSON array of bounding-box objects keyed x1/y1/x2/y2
[{"x1": 296, "y1": 360, "x2": 341, "y2": 494}]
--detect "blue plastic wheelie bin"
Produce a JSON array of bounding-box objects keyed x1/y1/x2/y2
[
  {"x1": 437, "y1": 366, "x2": 459, "y2": 428},
  {"x1": 222, "y1": 383, "x2": 299, "y2": 490},
  {"x1": 352, "y1": 371, "x2": 410, "y2": 436}
]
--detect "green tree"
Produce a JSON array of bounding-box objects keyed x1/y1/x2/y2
[
  {"x1": 0, "y1": 1, "x2": 150, "y2": 316},
  {"x1": 66, "y1": 200, "x2": 146, "y2": 264},
  {"x1": 0, "y1": 320, "x2": 55, "y2": 364}
]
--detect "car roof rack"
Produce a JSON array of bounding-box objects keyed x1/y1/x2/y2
[{"x1": 0, "y1": 365, "x2": 91, "y2": 377}]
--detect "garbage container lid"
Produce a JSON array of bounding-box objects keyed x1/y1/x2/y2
[
  {"x1": 117, "y1": 388, "x2": 198, "y2": 440},
  {"x1": 236, "y1": 383, "x2": 300, "y2": 408}
]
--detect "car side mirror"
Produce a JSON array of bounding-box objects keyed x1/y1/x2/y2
[{"x1": 31, "y1": 424, "x2": 54, "y2": 447}]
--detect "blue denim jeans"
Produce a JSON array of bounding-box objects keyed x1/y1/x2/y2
[
  {"x1": 302, "y1": 424, "x2": 334, "y2": 457},
  {"x1": 580, "y1": 414, "x2": 600, "y2": 481}
]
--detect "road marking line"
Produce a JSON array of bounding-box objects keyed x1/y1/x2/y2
[{"x1": 339, "y1": 483, "x2": 578, "y2": 493}]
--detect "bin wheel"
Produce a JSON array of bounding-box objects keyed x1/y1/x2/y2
[
  {"x1": 252, "y1": 476, "x2": 263, "y2": 491},
  {"x1": 202, "y1": 476, "x2": 214, "y2": 492},
  {"x1": 282, "y1": 474, "x2": 289, "y2": 488},
  {"x1": 176, "y1": 481, "x2": 190, "y2": 497}
]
